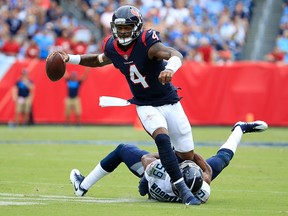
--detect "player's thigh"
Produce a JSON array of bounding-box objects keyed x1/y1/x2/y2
[
  {"x1": 165, "y1": 102, "x2": 194, "y2": 152},
  {"x1": 136, "y1": 105, "x2": 167, "y2": 135},
  {"x1": 120, "y1": 144, "x2": 149, "y2": 177}
]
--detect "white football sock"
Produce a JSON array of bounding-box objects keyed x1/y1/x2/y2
[
  {"x1": 80, "y1": 163, "x2": 109, "y2": 190},
  {"x1": 219, "y1": 126, "x2": 243, "y2": 154}
]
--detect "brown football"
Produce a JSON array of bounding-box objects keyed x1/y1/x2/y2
[{"x1": 46, "y1": 52, "x2": 66, "y2": 81}]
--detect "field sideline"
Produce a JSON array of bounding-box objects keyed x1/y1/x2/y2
[{"x1": 0, "y1": 125, "x2": 287, "y2": 216}]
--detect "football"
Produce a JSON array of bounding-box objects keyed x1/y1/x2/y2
[{"x1": 46, "y1": 52, "x2": 66, "y2": 81}]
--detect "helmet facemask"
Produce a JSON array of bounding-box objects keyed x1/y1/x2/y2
[{"x1": 110, "y1": 5, "x2": 143, "y2": 46}]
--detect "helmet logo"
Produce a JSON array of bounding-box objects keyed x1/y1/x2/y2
[{"x1": 131, "y1": 9, "x2": 140, "y2": 18}]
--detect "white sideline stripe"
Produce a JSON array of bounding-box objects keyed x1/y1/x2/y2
[
  {"x1": 0, "y1": 193, "x2": 142, "y2": 204},
  {"x1": 0, "y1": 140, "x2": 287, "y2": 147},
  {"x1": 0, "y1": 201, "x2": 43, "y2": 206}
]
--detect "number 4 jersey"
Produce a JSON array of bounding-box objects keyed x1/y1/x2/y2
[{"x1": 103, "y1": 29, "x2": 180, "y2": 106}]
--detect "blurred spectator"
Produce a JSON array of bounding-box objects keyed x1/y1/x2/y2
[
  {"x1": 267, "y1": 0, "x2": 288, "y2": 64},
  {"x1": 265, "y1": 46, "x2": 285, "y2": 64},
  {"x1": 159, "y1": 0, "x2": 177, "y2": 26},
  {"x1": 72, "y1": 40, "x2": 88, "y2": 55},
  {"x1": 174, "y1": 0, "x2": 191, "y2": 24},
  {"x1": 33, "y1": 23, "x2": 56, "y2": 59},
  {"x1": 5, "y1": 7, "x2": 23, "y2": 36},
  {"x1": 24, "y1": 37, "x2": 40, "y2": 59},
  {"x1": 46, "y1": 0, "x2": 63, "y2": 22},
  {"x1": 0, "y1": 0, "x2": 254, "y2": 63},
  {"x1": 100, "y1": 4, "x2": 115, "y2": 36},
  {"x1": 64, "y1": 69, "x2": 89, "y2": 126},
  {"x1": 217, "y1": 49, "x2": 233, "y2": 65},
  {"x1": 73, "y1": 26, "x2": 92, "y2": 44},
  {"x1": 279, "y1": 0, "x2": 288, "y2": 35},
  {"x1": 197, "y1": 37, "x2": 215, "y2": 64},
  {"x1": 55, "y1": 28, "x2": 73, "y2": 53},
  {"x1": 186, "y1": 47, "x2": 202, "y2": 62},
  {"x1": 86, "y1": 37, "x2": 100, "y2": 54},
  {"x1": 1, "y1": 35, "x2": 21, "y2": 56},
  {"x1": 232, "y1": 1, "x2": 250, "y2": 21},
  {"x1": 224, "y1": 34, "x2": 242, "y2": 60},
  {"x1": 25, "y1": 14, "x2": 40, "y2": 37},
  {"x1": 211, "y1": 38, "x2": 232, "y2": 64},
  {"x1": 205, "y1": 0, "x2": 225, "y2": 20},
  {"x1": 277, "y1": 30, "x2": 288, "y2": 55},
  {"x1": 12, "y1": 69, "x2": 34, "y2": 126}
]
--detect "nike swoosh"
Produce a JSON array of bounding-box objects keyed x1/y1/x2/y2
[{"x1": 73, "y1": 182, "x2": 78, "y2": 191}]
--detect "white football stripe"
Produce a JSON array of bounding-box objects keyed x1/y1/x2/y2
[{"x1": 0, "y1": 193, "x2": 143, "y2": 204}]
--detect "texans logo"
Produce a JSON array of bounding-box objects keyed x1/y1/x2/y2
[{"x1": 131, "y1": 9, "x2": 140, "y2": 18}]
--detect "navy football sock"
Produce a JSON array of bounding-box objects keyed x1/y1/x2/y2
[
  {"x1": 154, "y1": 134, "x2": 183, "y2": 182},
  {"x1": 155, "y1": 134, "x2": 196, "y2": 204},
  {"x1": 206, "y1": 148, "x2": 234, "y2": 180}
]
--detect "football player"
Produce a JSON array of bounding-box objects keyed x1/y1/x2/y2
[
  {"x1": 52, "y1": 5, "x2": 201, "y2": 205},
  {"x1": 70, "y1": 120, "x2": 268, "y2": 203}
]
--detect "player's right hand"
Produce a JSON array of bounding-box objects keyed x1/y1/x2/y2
[{"x1": 158, "y1": 69, "x2": 174, "y2": 85}]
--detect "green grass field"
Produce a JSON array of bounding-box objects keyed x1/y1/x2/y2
[{"x1": 0, "y1": 125, "x2": 287, "y2": 216}]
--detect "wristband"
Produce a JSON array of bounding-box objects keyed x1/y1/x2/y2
[
  {"x1": 68, "y1": 54, "x2": 81, "y2": 64},
  {"x1": 165, "y1": 56, "x2": 182, "y2": 73}
]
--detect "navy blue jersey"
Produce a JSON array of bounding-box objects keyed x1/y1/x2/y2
[
  {"x1": 16, "y1": 80, "x2": 32, "y2": 97},
  {"x1": 66, "y1": 80, "x2": 81, "y2": 98},
  {"x1": 103, "y1": 29, "x2": 180, "y2": 106}
]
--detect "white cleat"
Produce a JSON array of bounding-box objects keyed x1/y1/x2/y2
[
  {"x1": 70, "y1": 169, "x2": 87, "y2": 196},
  {"x1": 231, "y1": 120, "x2": 268, "y2": 134}
]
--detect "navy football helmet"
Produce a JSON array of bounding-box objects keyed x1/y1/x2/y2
[
  {"x1": 110, "y1": 5, "x2": 143, "y2": 46},
  {"x1": 172, "y1": 160, "x2": 203, "y2": 195}
]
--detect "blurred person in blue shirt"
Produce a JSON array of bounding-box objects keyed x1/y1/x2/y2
[
  {"x1": 64, "y1": 69, "x2": 89, "y2": 125},
  {"x1": 12, "y1": 69, "x2": 34, "y2": 126}
]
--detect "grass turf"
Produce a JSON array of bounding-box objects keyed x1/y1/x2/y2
[{"x1": 0, "y1": 125, "x2": 287, "y2": 216}]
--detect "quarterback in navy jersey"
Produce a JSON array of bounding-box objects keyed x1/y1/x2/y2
[
  {"x1": 49, "y1": 5, "x2": 202, "y2": 205},
  {"x1": 69, "y1": 121, "x2": 268, "y2": 203},
  {"x1": 103, "y1": 29, "x2": 180, "y2": 106}
]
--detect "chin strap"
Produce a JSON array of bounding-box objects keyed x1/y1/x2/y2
[{"x1": 118, "y1": 37, "x2": 133, "y2": 46}]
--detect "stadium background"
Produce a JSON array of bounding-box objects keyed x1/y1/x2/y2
[{"x1": 0, "y1": 0, "x2": 288, "y2": 126}]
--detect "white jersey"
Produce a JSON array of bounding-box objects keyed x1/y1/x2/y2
[
  {"x1": 144, "y1": 159, "x2": 211, "y2": 203},
  {"x1": 144, "y1": 159, "x2": 181, "y2": 202}
]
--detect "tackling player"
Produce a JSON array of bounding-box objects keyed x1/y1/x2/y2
[
  {"x1": 51, "y1": 5, "x2": 201, "y2": 205},
  {"x1": 70, "y1": 120, "x2": 268, "y2": 203}
]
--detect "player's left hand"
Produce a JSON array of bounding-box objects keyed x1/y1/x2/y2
[
  {"x1": 158, "y1": 69, "x2": 174, "y2": 85},
  {"x1": 138, "y1": 176, "x2": 149, "y2": 196}
]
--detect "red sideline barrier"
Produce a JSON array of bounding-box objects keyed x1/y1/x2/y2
[{"x1": 0, "y1": 60, "x2": 288, "y2": 126}]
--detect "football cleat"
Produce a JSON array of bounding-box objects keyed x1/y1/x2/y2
[
  {"x1": 184, "y1": 195, "x2": 201, "y2": 206},
  {"x1": 70, "y1": 169, "x2": 87, "y2": 196},
  {"x1": 173, "y1": 180, "x2": 201, "y2": 205},
  {"x1": 231, "y1": 120, "x2": 268, "y2": 134}
]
